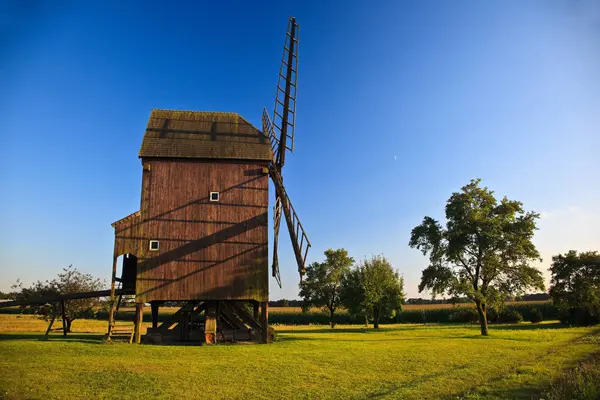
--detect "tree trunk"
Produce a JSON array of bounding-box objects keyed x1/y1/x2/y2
[
  {"x1": 475, "y1": 301, "x2": 488, "y2": 336},
  {"x1": 66, "y1": 318, "x2": 73, "y2": 333},
  {"x1": 373, "y1": 306, "x2": 380, "y2": 329},
  {"x1": 329, "y1": 306, "x2": 335, "y2": 328}
]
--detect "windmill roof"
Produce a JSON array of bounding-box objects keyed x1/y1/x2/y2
[{"x1": 138, "y1": 109, "x2": 272, "y2": 161}]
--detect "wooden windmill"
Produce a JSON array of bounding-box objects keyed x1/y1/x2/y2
[{"x1": 107, "y1": 17, "x2": 309, "y2": 344}]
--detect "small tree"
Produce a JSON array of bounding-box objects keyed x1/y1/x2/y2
[
  {"x1": 409, "y1": 179, "x2": 544, "y2": 335},
  {"x1": 340, "y1": 255, "x2": 405, "y2": 328},
  {"x1": 13, "y1": 265, "x2": 104, "y2": 332},
  {"x1": 549, "y1": 250, "x2": 600, "y2": 326},
  {"x1": 299, "y1": 249, "x2": 354, "y2": 328}
]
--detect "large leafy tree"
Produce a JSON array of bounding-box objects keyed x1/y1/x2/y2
[
  {"x1": 12, "y1": 265, "x2": 104, "y2": 332},
  {"x1": 340, "y1": 255, "x2": 405, "y2": 328},
  {"x1": 549, "y1": 250, "x2": 600, "y2": 326},
  {"x1": 409, "y1": 179, "x2": 544, "y2": 335},
  {"x1": 299, "y1": 249, "x2": 354, "y2": 328}
]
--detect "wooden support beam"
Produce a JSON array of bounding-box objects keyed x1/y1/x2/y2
[
  {"x1": 134, "y1": 302, "x2": 144, "y2": 344},
  {"x1": 108, "y1": 256, "x2": 118, "y2": 333},
  {"x1": 45, "y1": 312, "x2": 56, "y2": 336},
  {"x1": 204, "y1": 301, "x2": 217, "y2": 345},
  {"x1": 151, "y1": 302, "x2": 159, "y2": 329},
  {"x1": 260, "y1": 301, "x2": 269, "y2": 344},
  {"x1": 61, "y1": 300, "x2": 68, "y2": 336},
  {"x1": 230, "y1": 302, "x2": 262, "y2": 331},
  {"x1": 180, "y1": 306, "x2": 190, "y2": 341},
  {"x1": 253, "y1": 301, "x2": 259, "y2": 321}
]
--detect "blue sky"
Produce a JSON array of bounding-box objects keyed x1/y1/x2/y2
[{"x1": 1, "y1": 1, "x2": 599, "y2": 299}]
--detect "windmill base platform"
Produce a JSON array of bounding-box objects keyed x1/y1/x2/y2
[{"x1": 114, "y1": 300, "x2": 273, "y2": 345}]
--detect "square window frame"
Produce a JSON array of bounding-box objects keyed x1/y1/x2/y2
[
  {"x1": 210, "y1": 192, "x2": 220, "y2": 202},
  {"x1": 149, "y1": 240, "x2": 160, "y2": 251}
]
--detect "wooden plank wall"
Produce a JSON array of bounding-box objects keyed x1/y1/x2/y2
[{"x1": 115, "y1": 159, "x2": 269, "y2": 302}]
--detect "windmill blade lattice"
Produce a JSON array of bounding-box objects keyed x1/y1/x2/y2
[
  {"x1": 273, "y1": 17, "x2": 299, "y2": 168},
  {"x1": 272, "y1": 197, "x2": 282, "y2": 287}
]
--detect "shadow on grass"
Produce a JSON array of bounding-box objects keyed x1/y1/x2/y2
[
  {"x1": 277, "y1": 326, "x2": 428, "y2": 335},
  {"x1": 0, "y1": 333, "x2": 107, "y2": 344},
  {"x1": 489, "y1": 322, "x2": 568, "y2": 331}
]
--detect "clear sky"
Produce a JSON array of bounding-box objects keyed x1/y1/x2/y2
[{"x1": 1, "y1": 1, "x2": 599, "y2": 299}]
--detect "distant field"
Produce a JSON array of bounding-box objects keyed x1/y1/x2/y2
[
  {"x1": 0, "y1": 314, "x2": 598, "y2": 399},
  {"x1": 267, "y1": 300, "x2": 551, "y2": 313},
  {"x1": 111, "y1": 300, "x2": 550, "y2": 314},
  {"x1": 0, "y1": 300, "x2": 555, "y2": 327}
]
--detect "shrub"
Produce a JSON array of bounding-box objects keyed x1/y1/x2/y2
[
  {"x1": 558, "y1": 307, "x2": 600, "y2": 327},
  {"x1": 499, "y1": 309, "x2": 523, "y2": 323},
  {"x1": 529, "y1": 307, "x2": 543, "y2": 323},
  {"x1": 449, "y1": 308, "x2": 478, "y2": 323}
]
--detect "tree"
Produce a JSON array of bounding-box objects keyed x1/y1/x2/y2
[
  {"x1": 549, "y1": 250, "x2": 600, "y2": 326},
  {"x1": 409, "y1": 179, "x2": 544, "y2": 336},
  {"x1": 12, "y1": 265, "x2": 104, "y2": 332},
  {"x1": 299, "y1": 249, "x2": 354, "y2": 328},
  {"x1": 340, "y1": 255, "x2": 405, "y2": 328}
]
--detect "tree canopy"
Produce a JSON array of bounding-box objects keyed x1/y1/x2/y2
[
  {"x1": 340, "y1": 255, "x2": 405, "y2": 328},
  {"x1": 299, "y1": 248, "x2": 354, "y2": 328},
  {"x1": 549, "y1": 250, "x2": 600, "y2": 326},
  {"x1": 409, "y1": 179, "x2": 544, "y2": 335},
  {"x1": 11, "y1": 265, "x2": 104, "y2": 332}
]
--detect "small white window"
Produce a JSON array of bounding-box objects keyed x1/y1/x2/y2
[
  {"x1": 210, "y1": 192, "x2": 219, "y2": 202},
  {"x1": 149, "y1": 240, "x2": 160, "y2": 251}
]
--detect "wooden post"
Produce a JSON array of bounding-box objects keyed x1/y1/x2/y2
[
  {"x1": 204, "y1": 301, "x2": 217, "y2": 345},
  {"x1": 45, "y1": 312, "x2": 56, "y2": 336},
  {"x1": 151, "y1": 302, "x2": 159, "y2": 329},
  {"x1": 134, "y1": 302, "x2": 144, "y2": 344},
  {"x1": 108, "y1": 255, "x2": 118, "y2": 334},
  {"x1": 260, "y1": 301, "x2": 269, "y2": 344},
  {"x1": 180, "y1": 305, "x2": 189, "y2": 341},
  {"x1": 61, "y1": 299, "x2": 68, "y2": 336}
]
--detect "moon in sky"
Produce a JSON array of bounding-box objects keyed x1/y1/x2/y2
[{"x1": 394, "y1": 156, "x2": 397, "y2": 160}]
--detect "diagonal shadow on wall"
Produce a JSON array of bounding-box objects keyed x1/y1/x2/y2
[{"x1": 135, "y1": 212, "x2": 268, "y2": 297}]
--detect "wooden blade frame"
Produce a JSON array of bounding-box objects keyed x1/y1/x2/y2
[
  {"x1": 273, "y1": 17, "x2": 299, "y2": 169},
  {"x1": 269, "y1": 164, "x2": 311, "y2": 278},
  {"x1": 262, "y1": 17, "x2": 310, "y2": 285},
  {"x1": 272, "y1": 197, "x2": 282, "y2": 287}
]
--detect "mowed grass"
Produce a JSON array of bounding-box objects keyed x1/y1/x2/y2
[{"x1": 0, "y1": 314, "x2": 598, "y2": 400}]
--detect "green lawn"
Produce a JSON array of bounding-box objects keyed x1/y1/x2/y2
[{"x1": 0, "y1": 316, "x2": 598, "y2": 399}]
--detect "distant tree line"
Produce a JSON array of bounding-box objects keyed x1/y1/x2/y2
[{"x1": 405, "y1": 293, "x2": 550, "y2": 305}]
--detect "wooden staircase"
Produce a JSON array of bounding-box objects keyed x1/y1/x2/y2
[{"x1": 106, "y1": 284, "x2": 135, "y2": 343}]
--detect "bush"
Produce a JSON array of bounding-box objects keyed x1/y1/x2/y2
[
  {"x1": 529, "y1": 307, "x2": 543, "y2": 323},
  {"x1": 558, "y1": 307, "x2": 600, "y2": 326},
  {"x1": 449, "y1": 308, "x2": 478, "y2": 323},
  {"x1": 499, "y1": 309, "x2": 523, "y2": 323}
]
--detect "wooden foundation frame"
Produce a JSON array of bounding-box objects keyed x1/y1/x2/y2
[
  {"x1": 134, "y1": 303, "x2": 144, "y2": 344},
  {"x1": 260, "y1": 301, "x2": 269, "y2": 344},
  {"x1": 204, "y1": 301, "x2": 218, "y2": 345}
]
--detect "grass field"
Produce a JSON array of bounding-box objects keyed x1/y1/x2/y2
[{"x1": 1, "y1": 314, "x2": 599, "y2": 399}]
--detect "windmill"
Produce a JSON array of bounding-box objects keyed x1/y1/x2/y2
[
  {"x1": 104, "y1": 16, "x2": 311, "y2": 344},
  {"x1": 263, "y1": 17, "x2": 311, "y2": 288}
]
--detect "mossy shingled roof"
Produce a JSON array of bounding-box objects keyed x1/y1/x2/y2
[{"x1": 139, "y1": 109, "x2": 272, "y2": 161}]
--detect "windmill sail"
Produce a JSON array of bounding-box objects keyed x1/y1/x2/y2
[
  {"x1": 264, "y1": 16, "x2": 309, "y2": 287},
  {"x1": 269, "y1": 165, "x2": 311, "y2": 278},
  {"x1": 272, "y1": 198, "x2": 282, "y2": 287},
  {"x1": 273, "y1": 17, "x2": 299, "y2": 169}
]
